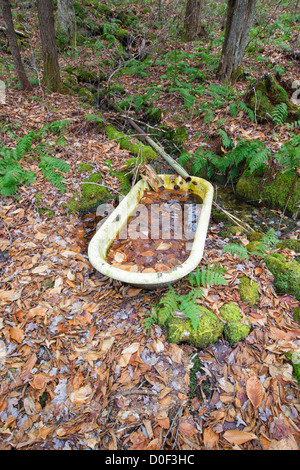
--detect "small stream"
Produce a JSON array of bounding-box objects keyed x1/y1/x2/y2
[{"x1": 213, "y1": 184, "x2": 299, "y2": 237}]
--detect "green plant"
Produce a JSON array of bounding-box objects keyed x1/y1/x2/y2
[
  {"x1": 0, "y1": 120, "x2": 71, "y2": 196},
  {"x1": 189, "y1": 264, "x2": 228, "y2": 288},
  {"x1": 222, "y1": 243, "x2": 249, "y2": 261},
  {"x1": 223, "y1": 229, "x2": 279, "y2": 260},
  {"x1": 272, "y1": 102, "x2": 288, "y2": 125},
  {"x1": 38, "y1": 156, "x2": 70, "y2": 193}
]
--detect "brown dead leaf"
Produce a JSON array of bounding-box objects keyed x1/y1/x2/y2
[
  {"x1": 10, "y1": 326, "x2": 24, "y2": 343},
  {"x1": 223, "y1": 429, "x2": 257, "y2": 445},
  {"x1": 179, "y1": 421, "x2": 198, "y2": 437},
  {"x1": 203, "y1": 428, "x2": 219, "y2": 449},
  {"x1": 246, "y1": 374, "x2": 265, "y2": 408},
  {"x1": 31, "y1": 373, "x2": 46, "y2": 390}
]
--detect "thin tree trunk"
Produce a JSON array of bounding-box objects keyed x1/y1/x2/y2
[
  {"x1": 0, "y1": 0, "x2": 32, "y2": 90},
  {"x1": 184, "y1": 0, "x2": 203, "y2": 41},
  {"x1": 37, "y1": 0, "x2": 63, "y2": 92},
  {"x1": 217, "y1": 0, "x2": 256, "y2": 81},
  {"x1": 56, "y1": 0, "x2": 76, "y2": 47}
]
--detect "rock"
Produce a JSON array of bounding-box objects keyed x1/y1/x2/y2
[
  {"x1": 166, "y1": 306, "x2": 224, "y2": 349},
  {"x1": 247, "y1": 231, "x2": 264, "y2": 242},
  {"x1": 245, "y1": 74, "x2": 298, "y2": 123},
  {"x1": 236, "y1": 170, "x2": 300, "y2": 217},
  {"x1": 277, "y1": 239, "x2": 300, "y2": 253},
  {"x1": 238, "y1": 276, "x2": 260, "y2": 306},
  {"x1": 219, "y1": 302, "x2": 251, "y2": 344},
  {"x1": 265, "y1": 253, "x2": 300, "y2": 301}
]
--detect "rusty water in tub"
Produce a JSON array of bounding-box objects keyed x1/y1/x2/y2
[{"x1": 105, "y1": 187, "x2": 203, "y2": 273}]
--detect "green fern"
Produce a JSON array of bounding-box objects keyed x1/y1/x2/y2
[
  {"x1": 189, "y1": 264, "x2": 228, "y2": 288},
  {"x1": 272, "y1": 102, "x2": 288, "y2": 125},
  {"x1": 38, "y1": 155, "x2": 70, "y2": 193},
  {"x1": 237, "y1": 101, "x2": 255, "y2": 122},
  {"x1": 217, "y1": 129, "x2": 234, "y2": 150},
  {"x1": 222, "y1": 243, "x2": 249, "y2": 261}
]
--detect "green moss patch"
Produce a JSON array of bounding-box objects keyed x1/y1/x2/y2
[
  {"x1": 246, "y1": 74, "x2": 298, "y2": 123},
  {"x1": 220, "y1": 302, "x2": 251, "y2": 344},
  {"x1": 165, "y1": 306, "x2": 224, "y2": 350},
  {"x1": 238, "y1": 276, "x2": 260, "y2": 306},
  {"x1": 106, "y1": 125, "x2": 157, "y2": 163},
  {"x1": 265, "y1": 253, "x2": 300, "y2": 301},
  {"x1": 236, "y1": 170, "x2": 300, "y2": 216}
]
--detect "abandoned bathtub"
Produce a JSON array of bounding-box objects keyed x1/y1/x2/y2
[{"x1": 88, "y1": 175, "x2": 214, "y2": 289}]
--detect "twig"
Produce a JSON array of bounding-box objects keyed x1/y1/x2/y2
[{"x1": 161, "y1": 405, "x2": 183, "y2": 450}]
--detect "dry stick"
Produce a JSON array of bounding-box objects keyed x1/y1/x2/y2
[{"x1": 106, "y1": 101, "x2": 253, "y2": 232}]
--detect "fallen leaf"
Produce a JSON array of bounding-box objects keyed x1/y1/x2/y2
[
  {"x1": 10, "y1": 326, "x2": 24, "y2": 343},
  {"x1": 246, "y1": 374, "x2": 265, "y2": 408},
  {"x1": 223, "y1": 429, "x2": 257, "y2": 445}
]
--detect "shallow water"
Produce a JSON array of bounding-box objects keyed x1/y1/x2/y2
[
  {"x1": 214, "y1": 185, "x2": 299, "y2": 236},
  {"x1": 105, "y1": 187, "x2": 203, "y2": 273}
]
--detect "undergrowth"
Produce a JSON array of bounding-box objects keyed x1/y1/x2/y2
[{"x1": 0, "y1": 119, "x2": 71, "y2": 196}]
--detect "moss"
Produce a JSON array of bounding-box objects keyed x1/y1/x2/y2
[
  {"x1": 166, "y1": 306, "x2": 224, "y2": 349},
  {"x1": 219, "y1": 302, "x2": 251, "y2": 344},
  {"x1": 236, "y1": 170, "x2": 300, "y2": 216},
  {"x1": 86, "y1": 172, "x2": 103, "y2": 183},
  {"x1": 293, "y1": 307, "x2": 300, "y2": 323},
  {"x1": 115, "y1": 28, "x2": 131, "y2": 46},
  {"x1": 247, "y1": 74, "x2": 298, "y2": 122},
  {"x1": 247, "y1": 231, "x2": 264, "y2": 242},
  {"x1": 78, "y1": 87, "x2": 95, "y2": 104},
  {"x1": 114, "y1": 170, "x2": 132, "y2": 194},
  {"x1": 67, "y1": 183, "x2": 112, "y2": 214},
  {"x1": 238, "y1": 276, "x2": 260, "y2": 306},
  {"x1": 246, "y1": 240, "x2": 262, "y2": 253},
  {"x1": 106, "y1": 125, "x2": 157, "y2": 162},
  {"x1": 265, "y1": 253, "x2": 300, "y2": 301},
  {"x1": 227, "y1": 225, "x2": 244, "y2": 235},
  {"x1": 277, "y1": 239, "x2": 300, "y2": 253},
  {"x1": 78, "y1": 163, "x2": 94, "y2": 172}
]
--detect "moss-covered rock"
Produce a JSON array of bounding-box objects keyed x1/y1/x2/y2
[
  {"x1": 238, "y1": 276, "x2": 260, "y2": 305},
  {"x1": 106, "y1": 125, "x2": 157, "y2": 162},
  {"x1": 246, "y1": 240, "x2": 262, "y2": 253},
  {"x1": 236, "y1": 170, "x2": 300, "y2": 216},
  {"x1": 277, "y1": 239, "x2": 300, "y2": 253},
  {"x1": 67, "y1": 183, "x2": 112, "y2": 214},
  {"x1": 247, "y1": 231, "x2": 264, "y2": 242},
  {"x1": 265, "y1": 253, "x2": 300, "y2": 301},
  {"x1": 78, "y1": 87, "x2": 95, "y2": 104},
  {"x1": 246, "y1": 74, "x2": 298, "y2": 123},
  {"x1": 219, "y1": 302, "x2": 251, "y2": 344},
  {"x1": 166, "y1": 306, "x2": 224, "y2": 349}
]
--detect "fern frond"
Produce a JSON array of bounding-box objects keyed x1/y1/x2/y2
[
  {"x1": 222, "y1": 243, "x2": 249, "y2": 261},
  {"x1": 272, "y1": 102, "x2": 288, "y2": 125},
  {"x1": 189, "y1": 264, "x2": 228, "y2": 288},
  {"x1": 248, "y1": 147, "x2": 271, "y2": 174},
  {"x1": 38, "y1": 156, "x2": 70, "y2": 193}
]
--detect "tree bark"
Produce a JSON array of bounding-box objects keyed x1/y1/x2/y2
[
  {"x1": 56, "y1": 0, "x2": 76, "y2": 47},
  {"x1": 184, "y1": 0, "x2": 203, "y2": 41},
  {"x1": 37, "y1": 0, "x2": 63, "y2": 92},
  {"x1": 0, "y1": 0, "x2": 32, "y2": 90},
  {"x1": 217, "y1": 0, "x2": 256, "y2": 81}
]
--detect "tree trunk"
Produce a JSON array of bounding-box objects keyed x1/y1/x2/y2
[
  {"x1": 37, "y1": 0, "x2": 63, "y2": 92},
  {"x1": 0, "y1": 0, "x2": 32, "y2": 90},
  {"x1": 56, "y1": 0, "x2": 76, "y2": 47},
  {"x1": 184, "y1": 0, "x2": 203, "y2": 41},
  {"x1": 217, "y1": 0, "x2": 256, "y2": 81}
]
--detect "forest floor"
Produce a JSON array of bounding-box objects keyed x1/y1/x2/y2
[{"x1": 0, "y1": 0, "x2": 300, "y2": 451}]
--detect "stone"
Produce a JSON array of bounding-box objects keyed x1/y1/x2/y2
[{"x1": 238, "y1": 276, "x2": 260, "y2": 306}]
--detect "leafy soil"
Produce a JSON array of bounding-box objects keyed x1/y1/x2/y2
[{"x1": 0, "y1": 0, "x2": 300, "y2": 451}]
